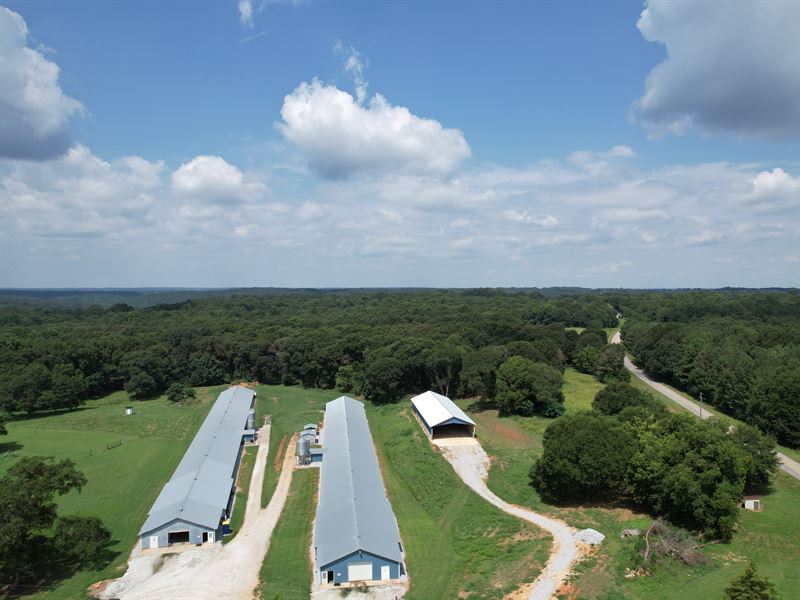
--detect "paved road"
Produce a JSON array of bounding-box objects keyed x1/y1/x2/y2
[
  {"x1": 612, "y1": 332, "x2": 800, "y2": 482},
  {"x1": 440, "y1": 440, "x2": 579, "y2": 600}
]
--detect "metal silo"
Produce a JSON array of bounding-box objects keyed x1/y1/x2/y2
[
  {"x1": 296, "y1": 437, "x2": 311, "y2": 465},
  {"x1": 246, "y1": 409, "x2": 255, "y2": 430}
]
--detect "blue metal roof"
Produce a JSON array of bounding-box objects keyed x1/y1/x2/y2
[
  {"x1": 314, "y1": 396, "x2": 403, "y2": 568},
  {"x1": 139, "y1": 386, "x2": 255, "y2": 534}
]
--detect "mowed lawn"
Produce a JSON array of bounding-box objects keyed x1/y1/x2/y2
[
  {"x1": 461, "y1": 368, "x2": 800, "y2": 599},
  {"x1": 224, "y1": 444, "x2": 258, "y2": 544},
  {"x1": 253, "y1": 385, "x2": 550, "y2": 599},
  {"x1": 252, "y1": 385, "x2": 329, "y2": 507},
  {"x1": 0, "y1": 388, "x2": 219, "y2": 600},
  {"x1": 367, "y1": 402, "x2": 550, "y2": 600},
  {"x1": 258, "y1": 468, "x2": 319, "y2": 600}
]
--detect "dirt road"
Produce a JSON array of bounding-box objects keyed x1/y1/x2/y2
[
  {"x1": 612, "y1": 331, "x2": 800, "y2": 482},
  {"x1": 100, "y1": 425, "x2": 298, "y2": 600},
  {"x1": 440, "y1": 440, "x2": 578, "y2": 600}
]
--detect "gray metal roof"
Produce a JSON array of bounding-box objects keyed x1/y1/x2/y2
[
  {"x1": 139, "y1": 385, "x2": 255, "y2": 534},
  {"x1": 314, "y1": 396, "x2": 403, "y2": 568}
]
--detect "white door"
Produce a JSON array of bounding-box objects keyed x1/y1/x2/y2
[
  {"x1": 149, "y1": 535, "x2": 159, "y2": 548},
  {"x1": 207, "y1": 531, "x2": 215, "y2": 543},
  {"x1": 381, "y1": 565, "x2": 391, "y2": 580},
  {"x1": 347, "y1": 562, "x2": 373, "y2": 581}
]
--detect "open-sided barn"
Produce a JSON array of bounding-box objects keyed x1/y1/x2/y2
[
  {"x1": 313, "y1": 396, "x2": 405, "y2": 585},
  {"x1": 138, "y1": 385, "x2": 256, "y2": 549},
  {"x1": 411, "y1": 390, "x2": 476, "y2": 439}
]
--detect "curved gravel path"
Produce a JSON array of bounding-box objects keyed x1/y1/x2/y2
[
  {"x1": 441, "y1": 441, "x2": 578, "y2": 600},
  {"x1": 612, "y1": 331, "x2": 800, "y2": 481},
  {"x1": 100, "y1": 425, "x2": 298, "y2": 600}
]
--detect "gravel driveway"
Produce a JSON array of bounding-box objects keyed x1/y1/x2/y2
[
  {"x1": 99, "y1": 425, "x2": 298, "y2": 600},
  {"x1": 439, "y1": 440, "x2": 578, "y2": 600}
]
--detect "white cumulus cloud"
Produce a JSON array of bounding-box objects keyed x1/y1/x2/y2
[
  {"x1": 171, "y1": 155, "x2": 268, "y2": 203},
  {"x1": 1, "y1": 145, "x2": 164, "y2": 238},
  {"x1": 0, "y1": 6, "x2": 83, "y2": 160},
  {"x1": 238, "y1": 0, "x2": 253, "y2": 27},
  {"x1": 634, "y1": 0, "x2": 800, "y2": 138},
  {"x1": 278, "y1": 79, "x2": 470, "y2": 179}
]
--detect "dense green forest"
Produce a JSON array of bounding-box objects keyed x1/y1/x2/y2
[
  {"x1": 1, "y1": 288, "x2": 799, "y2": 448},
  {"x1": 0, "y1": 291, "x2": 617, "y2": 416},
  {"x1": 618, "y1": 291, "x2": 800, "y2": 448}
]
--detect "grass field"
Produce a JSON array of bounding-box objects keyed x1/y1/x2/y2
[
  {"x1": 258, "y1": 468, "x2": 318, "y2": 600},
  {"x1": 0, "y1": 388, "x2": 219, "y2": 599},
  {"x1": 253, "y1": 385, "x2": 550, "y2": 599},
  {"x1": 223, "y1": 445, "x2": 258, "y2": 544},
  {"x1": 253, "y1": 386, "x2": 327, "y2": 508},
  {"x1": 462, "y1": 368, "x2": 800, "y2": 599},
  {"x1": 6, "y1": 366, "x2": 794, "y2": 600},
  {"x1": 367, "y1": 402, "x2": 550, "y2": 600}
]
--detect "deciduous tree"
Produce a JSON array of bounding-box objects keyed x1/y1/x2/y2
[
  {"x1": 724, "y1": 562, "x2": 778, "y2": 600},
  {"x1": 531, "y1": 412, "x2": 636, "y2": 501},
  {"x1": 495, "y1": 356, "x2": 564, "y2": 417}
]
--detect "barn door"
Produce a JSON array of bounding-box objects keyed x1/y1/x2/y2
[{"x1": 347, "y1": 562, "x2": 372, "y2": 581}]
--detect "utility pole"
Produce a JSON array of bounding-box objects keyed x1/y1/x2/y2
[{"x1": 699, "y1": 391, "x2": 704, "y2": 420}]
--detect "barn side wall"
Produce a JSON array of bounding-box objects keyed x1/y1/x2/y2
[
  {"x1": 411, "y1": 404, "x2": 433, "y2": 438},
  {"x1": 140, "y1": 518, "x2": 222, "y2": 549},
  {"x1": 319, "y1": 550, "x2": 402, "y2": 583}
]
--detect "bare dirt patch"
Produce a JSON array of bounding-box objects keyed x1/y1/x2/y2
[
  {"x1": 503, "y1": 580, "x2": 534, "y2": 600},
  {"x1": 234, "y1": 381, "x2": 260, "y2": 388},
  {"x1": 554, "y1": 582, "x2": 579, "y2": 600},
  {"x1": 494, "y1": 422, "x2": 528, "y2": 445},
  {"x1": 273, "y1": 435, "x2": 287, "y2": 471}
]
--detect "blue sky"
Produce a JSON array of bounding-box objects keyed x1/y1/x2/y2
[{"x1": 1, "y1": 0, "x2": 799, "y2": 288}]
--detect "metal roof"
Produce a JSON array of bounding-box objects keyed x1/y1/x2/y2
[
  {"x1": 314, "y1": 396, "x2": 403, "y2": 568},
  {"x1": 410, "y1": 390, "x2": 476, "y2": 428},
  {"x1": 139, "y1": 385, "x2": 255, "y2": 534}
]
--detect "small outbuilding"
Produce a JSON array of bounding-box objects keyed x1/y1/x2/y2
[
  {"x1": 410, "y1": 391, "x2": 476, "y2": 440},
  {"x1": 741, "y1": 496, "x2": 763, "y2": 511}
]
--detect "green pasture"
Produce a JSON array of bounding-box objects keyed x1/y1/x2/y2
[
  {"x1": 252, "y1": 385, "x2": 328, "y2": 507},
  {"x1": 0, "y1": 389, "x2": 217, "y2": 599},
  {"x1": 258, "y1": 468, "x2": 319, "y2": 600},
  {"x1": 223, "y1": 445, "x2": 258, "y2": 544},
  {"x1": 254, "y1": 385, "x2": 549, "y2": 599},
  {"x1": 462, "y1": 368, "x2": 800, "y2": 599}
]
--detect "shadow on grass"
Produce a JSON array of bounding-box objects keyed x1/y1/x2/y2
[
  {"x1": 0, "y1": 441, "x2": 23, "y2": 455},
  {"x1": 0, "y1": 535, "x2": 119, "y2": 599},
  {"x1": 8, "y1": 405, "x2": 96, "y2": 423},
  {"x1": 465, "y1": 400, "x2": 495, "y2": 413}
]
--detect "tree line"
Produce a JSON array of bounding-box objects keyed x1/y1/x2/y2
[
  {"x1": 0, "y1": 291, "x2": 618, "y2": 417},
  {"x1": 532, "y1": 382, "x2": 780, "y2": 541},
  {"x1": 2, "y1": 289, "x2": 798, "y2": 449},
  {"x1": 619, "y1": 291, "x2": 800, "y2": 448}
]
